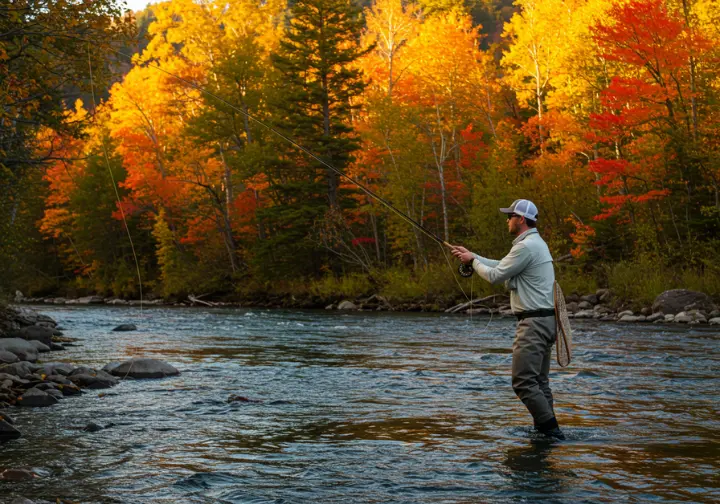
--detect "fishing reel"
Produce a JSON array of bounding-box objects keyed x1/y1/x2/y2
[{"x1": 458, "y1": 262, "x2": 474, "y2": 278}]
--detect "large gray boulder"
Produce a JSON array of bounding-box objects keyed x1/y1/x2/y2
[
  {"x1": 337, "y1": 300, "x2": 358, "y2": 310},
  {"x1": 8, "y1": 326, "x2": 54, "y2": 346},
  {"x1": 17, "y1": 388, "x2": 59, "y2": 407},
  {"x1": 652, "y1": 289, "x2": 715, "y2": 315},
  {"x1": 39, "y1": 363, "x2": 75, "y2": 376},
  {"x1": 107, "y1": 358, "x2": 180, "y2": 379},
  {"x1": 28, "y1": 340, "x2": 51, "y2": 353},
  {"x1": 0, "y1": 362, "x2": 38, "y2": 378},
  {"x1": 0, "y1": 350, "x2": 19, "y2": 364},
  {"x1": 0, "y1": 339, "x2": 39, "y2": 362}
]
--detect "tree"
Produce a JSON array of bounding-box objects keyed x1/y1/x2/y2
[{"x1": 261, "y1": 0, "x2": 368, "y2": 275}]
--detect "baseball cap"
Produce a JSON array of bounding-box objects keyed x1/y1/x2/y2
[{"x1": 499, "y1": 199, "x2": 539, "y2": 220}]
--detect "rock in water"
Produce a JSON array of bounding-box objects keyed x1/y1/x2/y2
[
  {"x1": 107, "y1": 358, "x2": 180, "y2": 379},
  {"x1": 84, "y1": 421, "x2": 103, "y2": 432},
  {"x1": 337, "y1": 300, "x2": 358, "y2": 310},
  {"x1": 652, "y1": 289, "x2": 715, "y2": 315},
  {"x1": 0, "y1": 468, "x2": 37, "y2": 481},
  {"x1": 0, "y1": 419, "x2": 21, "y2": 440},
  {"x1": 17, "y1": 388, "x2": 59, "y2": 407},
  {"x1": 112, "y1": 324, "x2": 137, "y2": 332}
]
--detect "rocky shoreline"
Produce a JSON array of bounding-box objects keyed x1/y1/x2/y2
[
  {"x1": 13, "y1": 287, "x2": 720, "y2": 326},
  {"x1": 0, "y1": 305, "x2": 180, "y2": 496}
]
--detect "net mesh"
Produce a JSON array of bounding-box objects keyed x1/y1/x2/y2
[{"x1": 553, "y1": 281, "x2": 572, "y2": 367}]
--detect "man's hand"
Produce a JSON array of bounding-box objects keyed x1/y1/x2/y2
[{"x1": 451, "y1": 245, "x2": 475, "y2": 265}]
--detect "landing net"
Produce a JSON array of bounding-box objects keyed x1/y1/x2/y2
[{"x1": 554, "y1": 281, "x2": 572, "y2": 367}]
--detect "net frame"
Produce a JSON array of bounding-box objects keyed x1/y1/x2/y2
[{"x1": 553, "y1": 281, "x2": 572, "y2": 367}]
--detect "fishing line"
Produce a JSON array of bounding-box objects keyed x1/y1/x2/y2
[{"x1": 87, "y1": 44, "x2": 144, "y2": 312}]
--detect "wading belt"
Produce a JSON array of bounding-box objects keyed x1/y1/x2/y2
[{"x1": 515, "y1": 309, "x2": 556, "y2": 321}]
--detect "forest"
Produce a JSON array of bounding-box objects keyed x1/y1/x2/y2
[{"x1": 2, "y1": 0, "x2": 719, "y2": 307}]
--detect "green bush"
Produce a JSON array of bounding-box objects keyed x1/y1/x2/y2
[
  {"x1": 555, "y1": 263, "x2": 598, "y2": 296},
  {"x1": 378, "y1": 263, "x2": 496, "y2": 303},
  {"x1": 308, "y1": 273, "x2": 374, "y2": 300}
]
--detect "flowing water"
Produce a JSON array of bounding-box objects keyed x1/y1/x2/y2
[{"x1": 1, "y1": 305, "x2": 718, "y2": 503}]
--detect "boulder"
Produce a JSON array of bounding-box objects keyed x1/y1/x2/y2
[
  {"x1": 595, "y1": 288, "x2": 610, "y2": 299},
  {"x1": 646, "y1": 312, "x2": 665, "y2": 323},
  {"x1": 17, "y1": 388, "x2": 58, "y2": 407},
  {"x1": 652, "y1": 289, "x2": 715, "y2": 315},
  {"x1": 565, "y1": 293, "x2": 580, "y2": 303},
  {"x1": 0, "y1": 350, "x2": 19, "y2": 364},
  {"x1": 337, "y1": 300, "x2": 358, "y2": 311},
  {"x1": 574, "y1": 310, "x2": 595, "y2": 319},
  {"x1": 673, "y1": 310, "x2": 707, "y2": 324},
  {"x1": 107, "y1": 299, "x2": 128, "y2": 305},
  {"x1": 77, "y1": 296, "x2": 105, "y2": 305},
  {"x1": 68, "y1": 373, "x2": 118, "y2": 389},
  {"x1": 40, "y1": 363, "x2": 75, "y2": 376},
  {"x1": 9, "y1": 498, "x2": 36, "y2": 504},
  {"x1": 0, "y1": 411, "x2": 16, "y2": 424},
  {"x1": 28, "y1": 340, "x2": 51, "y2": 353},
  {"x1": 599, "y1": 290, "x2": 613, "y2": 303},
  {"x1": 325, "y1": 304, "x2": 335, "y2": 310},
  {"x1": 84, "y1": 421, "x2": 103, "y2": 432},
  {"x1": 0, "y1": 419, "x2": 21, "y2": 440},
  {"x1": 565, "y1": 301, "x2": 579, "y2": 313},
  {"x1": 619, "y1": 314, "x2": 646, "y2": 322},
  {"x1": 581, "y1": 294, "x2": 599, "y2": 305},
  {"x1": 112, "y1": 324, "x2": 137, "y2": 332},
  {"x1": 8, "y1": 326, "x2": 54, "y2": 346},
  {"x1": 708, "y1": 317, "x2": 720, "y2": 325},
  {"x1": 593, "y1": 305, "x2": 612, "y2": 315},
  {"x1": 617, "y1": 310, "x2": 634, "y2": 318},
  {"x1": 664, "y1": 314, "x2": 676, "y2": 322},
  {"x1": 577, "y1": 301, "x2": 593, "y2": 310},
  {"x1": 640, "y1": 307, "x2": 652, "y2": 316},
  {"x1": 107, "y1": 358, "x2": 180, "y2": 379},
  {"x1": 0, "y1": 362, "x2": 38, "y2": 378},
  {"x1": 0, "y1": 339, "x2": 38, "y2": 362}
]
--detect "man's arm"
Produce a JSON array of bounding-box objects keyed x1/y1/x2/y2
[
  {"x1": 472, "y1": 243, "x2": 531, "y2": 285},
  {"x1": 473, "y1": 253, "x2": 500, "y2": 268}
]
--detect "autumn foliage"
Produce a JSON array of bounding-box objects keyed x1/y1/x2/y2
[{"x1": 7, "y1": 0, "x2": 720, "y2": 297}]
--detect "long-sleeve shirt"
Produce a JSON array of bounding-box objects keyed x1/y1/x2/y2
[{"x1": 471, "y1": 228, "x2": 555, "y2": 313}]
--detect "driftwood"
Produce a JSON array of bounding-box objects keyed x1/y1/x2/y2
[
  {"x1": 188, "y1": 294, "x2": 218, "y2": 307},
  {"x1": 445, "y1": 294, "x2": 508, "y2": 314}
]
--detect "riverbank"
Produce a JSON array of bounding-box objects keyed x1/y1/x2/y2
[
  {"x1": 0, "y1": 305, "x2": 179, "y2": 439},
  {"x1": 12, "y1": 286, "x2": 720, "y2": 326}
]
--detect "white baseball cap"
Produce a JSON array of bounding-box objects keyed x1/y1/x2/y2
[{"x1": 499, "y1": 199, "x2": 539, "y2": 220}]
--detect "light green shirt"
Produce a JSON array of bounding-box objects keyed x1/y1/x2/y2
[{"x1": 471, "y1": 228, "x2": 555, "y2": 313}]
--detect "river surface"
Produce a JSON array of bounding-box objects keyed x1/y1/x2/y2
[{"x1": 1, "y1": 305, "x2": 718, "y2": 503}]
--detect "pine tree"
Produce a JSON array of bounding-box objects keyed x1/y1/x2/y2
[{"x1": 259, "y1": 0, "x2": 369, "y2": 275}]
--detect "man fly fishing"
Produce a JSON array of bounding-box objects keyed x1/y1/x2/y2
[{"x1": 451, "y1": 199, "x2": 565, "y2": 440}]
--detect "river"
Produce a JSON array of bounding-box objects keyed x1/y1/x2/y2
[{"x1": 1, "y1": 305, "x2": 718, "y2": 503}]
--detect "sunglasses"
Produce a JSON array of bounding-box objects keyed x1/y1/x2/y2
[{"x1": 507, "y1": 213, "x2": 522, "y2": 220}]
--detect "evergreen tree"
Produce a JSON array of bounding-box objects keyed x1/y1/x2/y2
[{"x1": 259, "y1": 0, "x2": 369, "y2": 276}]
